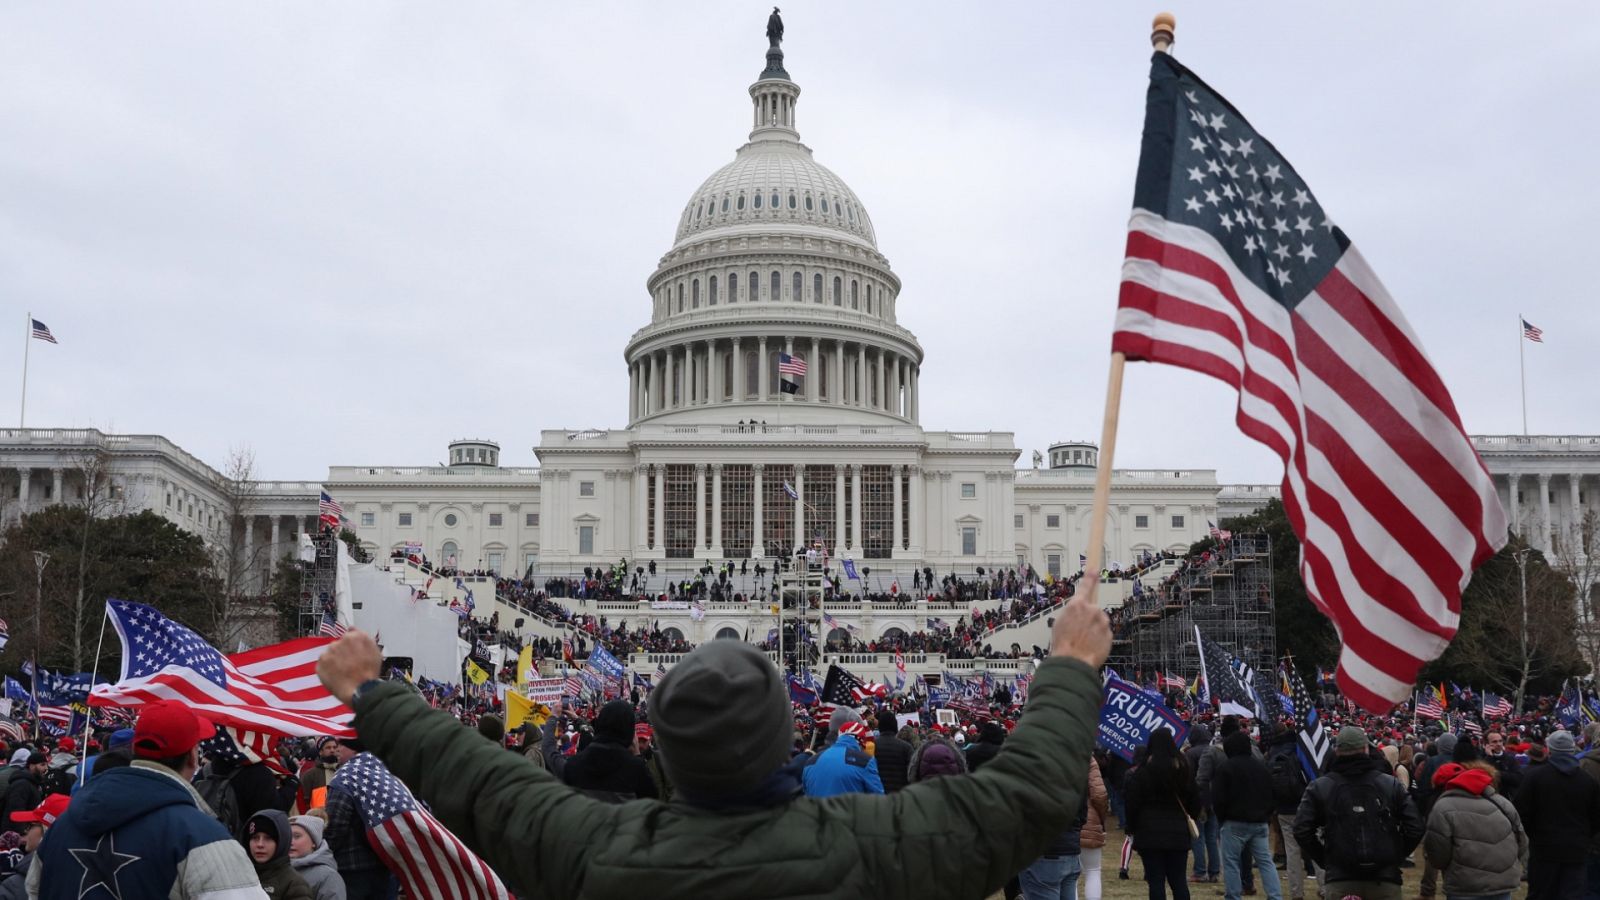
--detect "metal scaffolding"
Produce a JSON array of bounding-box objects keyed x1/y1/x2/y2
[
  {"x1": 298, "y1": 530, "x2": 339, "y2": 637},
  {"x1": 1107, "y1": 532, "x2": 1275, "y2": 683}
]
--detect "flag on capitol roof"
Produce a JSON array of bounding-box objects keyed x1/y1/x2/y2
[{"x1": 1112, "y1": 51, "x2": 1505, "y2": 712}]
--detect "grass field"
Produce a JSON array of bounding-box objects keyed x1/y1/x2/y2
[{"x1": 987, "y1": 824, "x2": 1529, "y2": 900}]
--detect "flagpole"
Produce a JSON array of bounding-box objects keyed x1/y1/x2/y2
[
  {"x1": 20, "y1": 311, "x2": 32, "y2": 428},
  {"x1": 1518, "y1": 313, "x2": 1528, "y2": 435},
  {"x1": 81, "y1": 609, "x2": 109, "y2": 771}
]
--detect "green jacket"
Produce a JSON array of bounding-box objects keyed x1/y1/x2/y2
[{"x1": 353, "y1": 656, "x2": 1101, "y2": 899}]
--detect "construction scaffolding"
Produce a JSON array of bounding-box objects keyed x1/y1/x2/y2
[
  {"x1": 1107, "y1": 532, "x2": 1275, "y2": 683},
  {"x1": 298, "y1": 529, "x2": 339, "y2": 637}
]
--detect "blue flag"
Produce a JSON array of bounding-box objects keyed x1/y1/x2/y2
[
  {"x1": 586, "y1": 645, "x2": 627, "y2": 680},
  {"x1": 843, "y1": 559, "x2": 860, "y2": 581},
  {"x1": 1098, "y1": 676, "x2": 1190, "y2": 763}
]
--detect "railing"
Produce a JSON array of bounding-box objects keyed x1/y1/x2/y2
[
  {"x1": 1472, "y1": 435, "x2": 1600, "y2": 452},
  {"x1": 329, "y1": 465, "x2": 540, "y2": 478}
]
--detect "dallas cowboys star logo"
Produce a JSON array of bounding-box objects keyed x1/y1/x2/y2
[{"x1": 69, "y1": 833, "x2": 140, "y2": 900}]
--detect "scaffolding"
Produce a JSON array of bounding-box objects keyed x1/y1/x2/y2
[
  {"x1": 1107, "y1": 532, "x2": 1275, "y2": 683},
  {"x1": 298, "y1": 529, "x2": 339, "y2": 637}
]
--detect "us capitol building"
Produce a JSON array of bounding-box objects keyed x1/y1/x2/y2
[{"x1": 2, "y1": 24, "x2": 1594, "y2": 631}]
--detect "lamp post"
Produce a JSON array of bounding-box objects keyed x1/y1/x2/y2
[
  {"x1": 31, "y1": 551, "x2": 48, "y2": 740},
  {"x1": 1515, "y1": 546, "x2": 1531, "y2": 712}
]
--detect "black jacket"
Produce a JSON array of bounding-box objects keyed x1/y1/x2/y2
[
  {"x1": 1512, "y1": 752, "x2": 1600, "y2": 864},
  {"x1": 873, "y1": 732, "x2": 914, "y2": 794},
  {"x1": 207, "y1": 760, "x2": 285, "y2": 820},
  {"x1": 1264, "y1": 729, "x2": 1309, "y2": 815},
  {"x1": 1213, "y1": 735, "x2": 1275, "y2": 824},
  {"x1": 1483, "y1": 751, "x2": 1523, "y2": 799},
  {"x1": 0, "y1": 772, "x2": 40, "y2": 835},
  {"x1": 1292, "y1": 753, "x2": 1424, "y2": 885},
  {"x1": 1125, "y1": 760, "x2": 1200, "y2": 852},
  {"x1": 965, "y1": 723, "x2": 1006, "y2": 773},
  {"x1": 562, "y1": 741, "x2": 659, "y2": 802}
]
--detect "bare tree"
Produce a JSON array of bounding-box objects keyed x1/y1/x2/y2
[
  {"x1": 1551, "y1": 508, "x2": 1600, "y2": 670},
  {"x1": 66, "y1": 447, "x2": 127, "y2": 671},
  {"x1": 204, "y1": 446, "x2": 269, "y2": 649}
]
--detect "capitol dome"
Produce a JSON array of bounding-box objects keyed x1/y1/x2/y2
[{"x1": 623, "y1": 19, "x2": 923, "y2": 430}]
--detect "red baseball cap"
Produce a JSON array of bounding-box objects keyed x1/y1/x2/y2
[
  {"x1": 58, "y1": 737, "x2": 76, "y2": 753},
  {"x1": 133, "y1": 702, "x2": 216, "y2": 759},
  {"x1": 12, "y1": 794, "x2": 70, "y2": 827}
]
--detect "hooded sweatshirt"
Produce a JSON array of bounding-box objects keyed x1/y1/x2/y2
[
  {"x1": 1422, "y1": 764, "x2": 1527, "y2": 897},
  {"x1": 1512, "y1": 748, "x2": 1600, "y2": 863},
  {"x1": 242, "y1": 810, "x2": 314, "y2": 900},
  {"x1": 288, "y1": 816, "x2": 347, "y2": 900}
]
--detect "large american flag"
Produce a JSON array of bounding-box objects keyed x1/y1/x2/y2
[
  {"x1": 89, "y1": 599, "x2": 354, "y2": 737},
  {"x1": 331, "y1": 753, "x2": 511, "y2": 900},
  {"x1": 1113, "y1": 52, "x2": 1505, "y2": 711}
]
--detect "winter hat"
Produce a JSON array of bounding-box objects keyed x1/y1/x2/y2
[
  {"x1": 1451, "y1": 736, "x2": 1480, "y2": 763},
  {"x1": 108, "y1": 729, "x2": 135, "y2": 751},
  {"x1": 828, "y1": 706, "x2": 864, "y2": 737},
  {"x1": 1335, "y1": 726, "x2": 1367, "y2": 754},
  {"x1": 913, "y1": 741, "x2": 967, "y2": 782},
  {"x1": 593, "y1": 701, "x2": 636, "y2": 745},
  {"x1": 838, "y1": 721, "x2": 872, "y2": 742},
  {"x1": 241, "y1": 810, "x2": 292, "y2": 863},
  {"x1": 876, "y1": 711, "x2": 898, "y2": 735},
  {"x1": 477, "y1": 714, "x2": 505, "y2": 745},
  {"x1": 1527, "y1": 742, "x2": 1549, "y2": 762},
  {"x1": 648, "y1": 640, "x2": 790, "y2": 799},
  {"x1": 1431, "y1": 762, "x2": 1464, "y2": 789},
  {"x1": 289, "y1": 815, "x2": 326, "y2": 849},
  {"x1": 1548, "y1": 730, "x2": 1578, "y2": 756},
  {"x1": 7, "y1": 750, "x2": 28, "y2": 767},
  {"x1": 1435, "y1": 733, "x2": 1458, "y2": 757}
]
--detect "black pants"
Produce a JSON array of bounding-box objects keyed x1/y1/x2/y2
[
  {"x1": 343, "y1": 868, "x2": 396, "y2": 900},
  {"x1": 1141, "y1": 848, "x2": 1192, "y2": 900},
  {"x1": 1528, "y1": 858, "x2": 1586, "y2": 900}
]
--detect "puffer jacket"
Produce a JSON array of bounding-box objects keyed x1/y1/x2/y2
[
  {"x1": 351, "y1": 656, "x2": 1104, "y2": 899},
  {"x1": 906, "y1": 737, "x2": 968, "y2": 784},
  {"x1": 873, "y1": 729, "x2": 914, "y2": 794},
  {"x1": 289, "y1": 841, "x2": 346, "y2": 900},
  {"x1": 1422, "y1": 764, "x2": 1527, "y2": 898},
  {"x1": 1079, "y1": 756, "x2": 1111, "y2": 850}
]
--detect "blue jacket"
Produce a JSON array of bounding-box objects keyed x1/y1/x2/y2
[
  {"x1": 32, "y1": 760, "x2": 266, "y2": 899},
  {"x1": 801, "y1": 735, "x2": 884, "y2": 798}
]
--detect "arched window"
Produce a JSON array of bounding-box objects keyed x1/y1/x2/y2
[
  {"x1": 805, "y1": 194, "x2": 814, "y2": 211},
  {"x1": 792, "y1": 271, "x2": 802, "y2": 302},
  {"x1": 820, "y1": 197, "x2": 829, "y2": 213},
  {"x1": 695, "y1": 202, "x2": 702, "y2": 220},
  {"x1": 882, "y1": 627, "x2": 906, "y2": 641},
  {"x1": 715, "y1": 627, "x2": 740, "y2": 640},
  {"x1": 788, "y1": 193, "x2": 796, "y2": 209},
  {"x1": 708, "y1": 275, "x2": 718, "y2": 305},
  {"x1": 692, "y1": 279, "x2": 700, "y2": 309},
  {"x1": 832, "y1": 277, "x2": 842, "y2": 306},
  {"x1": 726, "y1": 273, "x2": 735, "y2": 303},
  {"x1": 813, "y1": 273, "x2": 823, "y2": 304},
  {"x1": 749, "y1": 272, "x2": 759, "y2": 302},
  {"x1": 754, "y1": 192, "x2": 763, "y2": 209},
  {"x1": 676, "y1": 283, "x2": 684, "y2": 313},
  {"x1": 737, "y1": 193, "x2": 746, "y2": 210},
  {"x1": 662, "y1": 627, "x2": 685, "y2": 643},
  {"x1": 851, "y1": 280, "x2": 859, "y2": 309},
  {"x1": 848, "y1": 203, "x2": 856, "y2": 222},
  {"x1": 770, "y1": 192, "x2": 779, "y2": 209},
  {"x1": 866, "y1": 284, "x2": 873, "y2": 315},
  {"x1": 744, "y1": 351, "x2": 759, "y2": 399},
  {"x1": 770, "y1": 271, "x2": 780, "y2": 301},
  {"x1": 721, "y1": 196, "x2": 730, "y2": 212}
]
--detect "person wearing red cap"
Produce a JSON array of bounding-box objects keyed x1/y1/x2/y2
[
  {"x1": 26, "y1": 702, "x2": 266, "y2": 899},
  {"x1": 0, "y1": 795, "x2": 68, "y2": 900}
]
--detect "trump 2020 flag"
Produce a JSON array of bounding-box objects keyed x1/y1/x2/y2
[
  {"x1": 1113, "y1": 52, "x2": 1505, "y2": 712},
  {"x1": 330, "y1": 752, "x2": 511, "y2": 900}
]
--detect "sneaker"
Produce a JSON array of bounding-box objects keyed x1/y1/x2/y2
[
  {"x1": 1190, "y1": 875, "x2": 1207, "y2": 883},
  {"x1": 1119, "y1": 870, "x2": 1130, "y2": 881}
]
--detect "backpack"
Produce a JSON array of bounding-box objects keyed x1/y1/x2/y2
[
  {"x1": 193, "y1": 765, "x2": 242, "y2": 835},
  {"x1": 40, "y1": 765, "x2": 75, "y2": 798},
  {"x1": 1267, "y1": 746, "x2": 1304, "y2": 805},
  {"x1": 1323, "y1": 774, "x2": 1400, "y2": 875}
]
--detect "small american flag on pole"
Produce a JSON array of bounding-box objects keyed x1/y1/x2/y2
[
  {"x1": 1521, "y1": 318, "x2": 1543, "y2": 343},
  {"x1": 330, "y1": 753, "x2": 512, "y2": 900},
  {"x1": 319, "y1": 491, "x2": 344, "y2": 528},
  {"x1": 1113, "y1": 51, "x2": 1505, "y2": 711},
  {"x1": 30, "y1": 319, "x2": 57, "y2": 344},
  {"x1": 778, "y1": 352, "x2": 808, "y2": 376},
  {"x1": 319, "y1": 610, "x2": 348, "y2": 639}
]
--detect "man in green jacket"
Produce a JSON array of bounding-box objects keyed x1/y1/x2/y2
[{"x1": 317, "y1": 583, "x2": 1110, "y2": 899}]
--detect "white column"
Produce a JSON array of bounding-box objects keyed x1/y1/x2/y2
[
  {"x1": 270, "y1": 516, "x2": 281, "y2": 560},
  {"x1": 856, "y1": 345, "x2": 867, "y2": 407},
  {"x1": 911, "y1": 367, "x2": 920, "y2": 420},
  {"x1": 644, "y1": 355, "x2": 656, "y2": 415},
  {"x1": 876, "y1": 350, "x2": 886, "y2": 410},
  {"x1": 1507, "y1": 472, "x2": 1520, "y2": 538},
  {"x1": 752, "y1": 464, "x2": 765, "y2": 558},
  {"x1": 50, "y1": 468, "x2": 63, "y2": 506},
  {"x1": 1570, "y1": 474, "x2": 1582, "y2": 539},
  {"x1": 794, "y1": 467, "x2": 805, "y2": 551},
  {"x1": 1539, "y1": 473, "x2": 1552, "y2": 551},
  {"x1": 634, "y1": 465, "x2": 649, "y2": 551},
  {"x1": 686, "y1": 347, "x2": 697, "y2": 406},
  {"x1": 666, "y1": 347, "x2": 677, "y2": 409},
  {"x1": 910, "y1": 466, "x2": 924, "y2": 553},
  {"x1": 16, "y1": 469, "x2": 30, "y2": 513},
  {"x1": 850, "y1": 464, "x2": 863, "y2": 553},
  {"x1": 707, "y1": 340, "x2": 719, "y2": 405},
  {"x1": 833, "y1": 339, "x2": 845, "y2": 404},
  {"x1": 783, "y1": 337, "x2": 794, "y2": 402},
  {"x1": 652, "y1": 464, "x2": 665, "y2": 551},
  {"x1": 758, "y1": 337, "x2": 769, "y2": 400},
  {"x1": 711, "y1": 463, "x2": 724, "y2": 556},
  {"x1": 809, "y1": 337, "x2": 820, "y2": 402},
  {"x1": 834, "y1": 465, "x2": 846, "y2": 552},
  {"x1": 694, "y1": 464, "x2": 707, "y2": 554},
  {"x1": 892, "y1": 464, "x2": 904, "y2": 554},
  {"x1": 732, "y1": 338, "x2": 744, "y2": 400},
  {"x1": 628, "y1": 362, "x2": 637, "y2": 419},
  {"x1": 892, "y1": 356, "x2": 903, "y2": 417}
]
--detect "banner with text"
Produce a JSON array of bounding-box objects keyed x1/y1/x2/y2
[{"x1": 1097, "y1": 676, "x2": 1189, "y2": 763}]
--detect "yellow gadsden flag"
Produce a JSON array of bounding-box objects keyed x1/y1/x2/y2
[
  {"x1": 506, "y1": 691, "x2": 551, "y2": 730},
  {"x1": 517, "y1": 645, "x2": 536, "y2": 684},
  {"x1": 465, "y1": 659, "x2": 490, "y2": 686}
]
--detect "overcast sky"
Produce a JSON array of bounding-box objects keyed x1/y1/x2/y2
[{"x1": 2, "y1": 3, "x2": 1593, "y2": 483}]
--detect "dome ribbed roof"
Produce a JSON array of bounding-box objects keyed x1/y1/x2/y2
[{"x1": 672, "y1": 142, "x2": 878, "y2": 249}]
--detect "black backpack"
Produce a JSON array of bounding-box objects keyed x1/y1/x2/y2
[
  {"x1": 1323, "y1": 774, "x2": 1400, "y2": 874},
  {"x1": 193, "y1": 765, "x2": 242, "y2": 835},
  {"x1": 1267, "y1": 746, "x2": 1304, "y2": 805},
  {"x1": 40, "y1": 765, "x2": 76, "y2": 798}
]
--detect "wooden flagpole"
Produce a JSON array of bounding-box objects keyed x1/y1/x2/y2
[{"x1": 1085, "y1": 15, "x2": 1174, "y2": 590}]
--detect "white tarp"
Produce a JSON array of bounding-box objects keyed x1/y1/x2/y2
[
  {"x1": 348, "y1": 564, "x2": 463, "y2": 682},
  {"x1": 333, "y1": 540, "x2": 355, "y2": 630}
]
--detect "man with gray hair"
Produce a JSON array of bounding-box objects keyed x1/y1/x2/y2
[
  {"x1": 802, "y1": 707, "x2": 883, "y2": 798},
  {"x1": 1515, "y1": 729, "x2": 1600, "y2": 900}
]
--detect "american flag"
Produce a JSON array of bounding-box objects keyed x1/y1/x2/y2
[
  {"x1": 30, "y1": 319, "x2": 57, "y2": 344},
  {"x1": 778, "y1": 352, "x2": 808, "y2": 376},
  {"x1": 200, "y1": 726, "x2": 291, "y2": 777},
  {"x1": 817, "y1": 664, "x2": 865, "y2": 720},
  {"x1": 1453, "y1": 712, "x2": 1482, "y2": 739},
  {"x1": 1112, "y1": 52, "x2": 1505, "y2": 712},
  {"x1": 1415, "y1": 689, "x2": 1443, "y2": 719},
  {"x1": 563, "y1": 675, "x2": 584, "y2": 699},
  {"x1": 1284, "y1": 663, "x2": 1330, "y2": 779},
  {"x1": 319, "y1": 611, "x2": 348, "y2": 639},
  {"x1": 1160, "y1": 672, "x2": 1187, "y2": 691},
  {"x1": 319, "y1": 491, "x2": 344, "y2": 528},
  {"x1": 37, "y1": 705, "x2": 74, "y2": 733},
  {"x1": 783, "y1": 481, "x2": 800, "y2": 501},
  {"x1": 1521, "y1": 318, "x2": 1543, "y2": 343},
  {"x1": 655, "y1": 661, "x2": 667, "y2": 680},
  {"x1": 1481, "y1": 691, "x2": 1512, "y2": 718},
  {"x1": 330, "y1": 753, "x2": 511, "y2": 900},
  {"x1": 89, "y1": 599, "x2": 354, "y2": 737},
  {"x1": 0, "y1": 718, "x2": 24, "y2": 744},
  {"x1": 0, "y1": 617, "x2": 8, "y2": 654},
  {"x1": 1207, "y1": 520, "x2": 1232, "y2": 542}
]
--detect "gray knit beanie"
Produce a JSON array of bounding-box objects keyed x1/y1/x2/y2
[
  {"x1": 828, "y1": 706, "x2": 864, "y2": 737},
  {"x1": 648, "y1": 641, "x2": 790, "y2": 798}
]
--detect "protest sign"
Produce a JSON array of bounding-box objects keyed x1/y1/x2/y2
[{"x1": 1098, "y1": 676, "x2": 1189, "y2": 763}]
